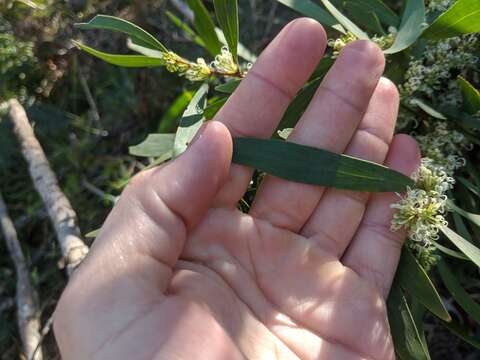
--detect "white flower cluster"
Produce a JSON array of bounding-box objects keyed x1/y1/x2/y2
[
  {"x1": 211, "y1": 46, "x2": 239, "y2": 75},
  {"x1": 160, "y1": 47, "x2": 239, "y2": 81},
  {"x1": 391, "y1": 159, "x2": 454, "y2": 261},
  {"x1": 415, "y1": 121, "x2": 471, "y2": 174},
  {"x1": 400, "y1": 34, "x2": 479, "y2": 98},
  {"x1": 327, "y1": 31, "x2": 396, "y2": 58}
]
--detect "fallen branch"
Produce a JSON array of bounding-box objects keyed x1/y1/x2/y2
[
  {"x1": 8, "y1": 99, "x2": 89, "y2": 276},
  {"x1": 0, "y1": 193, "x2": 43, "y2": 360}
]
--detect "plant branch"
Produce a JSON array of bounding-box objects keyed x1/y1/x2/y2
[
  {"x1": 0, "y1": 193, "x2": 43, "y2": 360},
  {"x1": 8, "y1": 99, "x2": 89, "y2": 276}
]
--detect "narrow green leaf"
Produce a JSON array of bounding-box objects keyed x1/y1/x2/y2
[
  {"x1": 422, "y1": 0, "x2": 480, "y2": 40},
  {"x1": 342, "y1": 2, "x2": 387, "y2": 35},
  {"x1": 72, "y1": 41, "x2": 165, "y2": 67},
  {"x1": 85, "y1": 228, "x2": 101, "y2": 238},
  {"x1": 186, "y1": 0, "x2": 223, "y2": 56},
  {"x1": 213, "y1": 0, "x2": 239, "y2": 60},
  {"x1": 166, "y1": 10, "x2": 205, "y2": 48},
  {"x1": 438, "y1": 260, "x2": 480, "y2": 324},
  {"x1": 215, "y1": 79, "x2": 241, "y2": 94},
  {"x1": 441, "y1": 225, "x2": 480, "y2": 267},
  {"x1": 441, "y1": 318, "x2": 480, "y2": 349},
  {"x1": 384, "y1": 0, "x2": 426, "y2": 54},
  {"x1": 275, "y1": 0, "x2": 345, "y2": 33},
  {"x1": 158, "y1": 91, "x2": 194, "y2": 133},
  {"x1": 453, "y1": 211, "x2": 473, "y2": 241},
  {"x1": 458, "y1": 177, "x2": 480, "y2": 198},
  {"x1": 432, "y1": 241, "x2": 470, "y2": 260},
  {"x1": 388, "y1": 282, "x2": 431, "y2": 360},
  {"x1": 173, "y1": 83, "x2": 209, "y2": 157},
  {"x1": 458, "y1": 76, "x2": 480, "y2": 115},
  {"x1": 215, "y1": 28, "x2": 258, "y2": 62},
  {"x1": 204, "y1": 97, "x2": 228, "y2": 119},
  {"x1": 232, "y1": 138, "x2": 414, "y2": 192},
  {"x1": 409, "y1": 98, "x2": 447, "y2": 119},
  {"x1": 345, "y1": 0, "x2": 400, "y2": 27},
  {"x1": 75, "y1": 15, "x2": 167, "y2": 52},
  {"x1": 397, "y1": 249, "x2": 451, "y2": 321},
  {"x1": 440, "y1": 106, "x2": 480, "y2": 130},
  {"x1": 129, "y1": 134, "x2": 175, "y2": 158},
  {"x1": 320, "y1": 0, "x2": 369, "y2": 39},
  {"x1": 449, "y1": 201, "x2": 480, "y2": 228}
]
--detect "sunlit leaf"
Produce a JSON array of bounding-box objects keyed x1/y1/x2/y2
[
  {"x1": 422, "y1": 0, "x2": 480, "y2": 40},
  {"x1": 129, "y1": 134, "x2": 175, "y2": 158},
  {"x1": 173, "y1": 83, "x2": 209, "y2": 157},
  {"x1": 458, "y1": 76, "x2": 480, "y2": 115},
  {"x1": 75, "y1": 15, "x2": 167, "y2": 52},
  {"x1": 72, "y1": 41, "x2": 165, "y2": 67},
  {"x1": 232, "y1": 138, "x2": 414, "y2": 192},
  {"x1": 214, "y1": 0, "x2": 239, "y2": 60},
  {"x1": 397, "y1": 249, "x2": 451, "y2": 321},
  {"x1": 432, "y1": 241, "x2": 470, "y2": 260},
  {"x1": 384, "y1": 0, "x2": 426, "y2": 54},
  {"x1": 275, "y1": 0, "x2": 345, "y2": 33},
  {"x1": 441, "y1": 226, "x2": 480, "y2": 267},
  {"x1": 320, "y1": 0, "x2": 369, "y2": 39},
  {"x1": 186, "y1": 0, "x2": 223, "y2": 56},
  {"x1": 409, "y1": 98, "x2": 446, "y2": 119},
  {"x1": 449, "y1": 201, "x2": 480, "y2": 228}
]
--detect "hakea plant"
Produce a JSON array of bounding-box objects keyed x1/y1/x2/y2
[{"x1": 74, "y1": 0, "x2": 480, "y2": 359}]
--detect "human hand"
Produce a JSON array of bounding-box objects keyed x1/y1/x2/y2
[{"x1": 54, "y1": 19, "x2": 420, "y2": 360}]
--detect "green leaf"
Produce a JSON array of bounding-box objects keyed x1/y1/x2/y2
[
  {"x1": 458, "y1": 76, "x2": 480, "y2": 115},
  {"x1": 213, "y1": 0, "x2": 239, "y2": 60},
  {"x1": 72, "y1": 41, "x2": 165, "y2": 67},
  {"x1": 409, "y1": 98, "x2": 447, "y2": 119},
  {"x1": 204, "y1": 97, "x2": 228, "y2": 119},
  {"x1": 440, "y1": 106, "x2": 480, "y2": 130},
  {"x1": 397, "y1": 249, "x2": 451, "y2": 321},
  {"x1": 344, "y1": 0, "x2": 400, "y2": 27},
  {"x1": 129, "y1": 134, "x2": 175, "y2": 158},
  {"x1": 453, "y1": 211, "x2": 473, "y2": 241},
  {"x1": 432, "y1": 241, "x2": 470, "y2": 260},
  {"x1": 186, "y1": 0, "x2": 223, "y2": 57},
  {"x1": 75, "y1": 15, "x2": 167, "y2": 52},
  {"x1": 441, "y1": 225, "x2": 480, "y2": 267},
  {"x1": 422, "y1": 0, "x2": 480, "y2": 40},
  {"x1": 232, "y1": 138, "x2": 414, "y2": 192},
  {"x1": 438, "y1": 260, "x2": 480, "y2": 324},
  {"x1": 85, "y1": 228, "x2": 101, "y2": 238},
  {"x1": 166, "y1": 10, "x2": 205, "y2": 48},
  {"x1": 384, "y1": 0, "x2": 426, "y2": 54},
  {"x1": 388, "y1": 282, "x2": 431, "y2": 360},
  {"x1": 341, "y1": 2, "x2": 387, "y2": 35},
  {"x1": 277, "y1": 128, "x2": 294, "y2": 140},
  {"x1": 320, "y1": 0, "x2": 369, "y2": 39},
  {"x1": 449, "y1": 201, "x2": 480, "y2": 228},
  {"x1": 173, "y1": 83, "x2": 209, "y2": 157},
  {"x1": 275, "y1": 0, "x2": 345, "y2": 33},
  {"x1": 215, "y1": 79, "x2": 241, "y2": 94},
  {"x1": 158, "y1": 91, "x2": 194, "y2": 133},
  {"x1": 441, "y1": 318, "x2": 480, "y2": 349},
  {"x1": 276, "y1": 78, "x2": 322, "y2": 132},
  {"x1": 458, "y1": 177, "x2": 480, "y2": 198}
]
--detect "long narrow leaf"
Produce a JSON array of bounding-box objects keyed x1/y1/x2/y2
[
  {"x1": 75, "y1": 15, "x2": 167, "y2": 52},
  {"x1": 384, "y1": 0, "x2": 426, "y2": 54},
  {"x1": 422, "y1": 0, "x2": 480, "y2": 40},
  {"x1": 432, "y1": 241, "x2": 470, "y2": 260},
  {"x1": 213, "y1": 0, "x2": 239, "y2": 60},
  {"x1": 72, "y1": 41, "x2": 165, "y2": 67},
  {"x1": 232, "y1": 138, "x2": 414, "y2": 192},
  {"x1": 275, "y1": 0, "x2": 345, "y2": 33},
  {"x1": 441, "y1": 318, "x2": 480, "y2": 349},
  {"x1": 345, "y1": 0, "x2": 400, "y2": 27},
  {"x1": 438, "y1": 260, "x2": 480, "y2": 324},
  {"x1": 320, "y1": 0, "x2": 369, "y2": 39},
  {"x1": 388, "y1": 282, "x2": 431, "y2": 360},
  {"x1": 441, "y1": 225, "x2": 480, "y2": 267},
  {"x1": 449, "y1": 201, "x2": 480, "y2": 228},
  {"x1": 186, "y1": 0, "x2": 223, "y2": 56},
  {"x1": 458, "y1": 76, "x2": 480, "y2": 115},
  {"x1": 158, "y1": 91, "x2": 194, "y2": 133},
  {"x1": 397, "y1": 249, "x2": 451, "y2": 321},
  {"x1": 173, "y1": 83, "x2": 209, "y2": 157}
]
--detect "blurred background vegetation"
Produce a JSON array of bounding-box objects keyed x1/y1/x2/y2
[{"x1": 0, "y1": 0, "x2": 479, "y2": 359}]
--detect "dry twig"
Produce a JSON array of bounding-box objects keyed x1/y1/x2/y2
[
  {"x1": 8, "y1": 99, "x2": 89, "y2": 276},
  {"x1": 0, "y1": 193, "x2": 43, "y2": 360}
]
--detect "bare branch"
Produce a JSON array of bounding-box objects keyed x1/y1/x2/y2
[
  {"x1": 8, "y1": 99, "x2": 89, "y2": 276},
  {"x1": 0, "y1": 193, "x2": 43, "y2": 360}
]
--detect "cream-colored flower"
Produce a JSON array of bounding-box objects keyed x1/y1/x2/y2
[{"x1": 212, "y1": 46, "x2": 238, "y2": 74}]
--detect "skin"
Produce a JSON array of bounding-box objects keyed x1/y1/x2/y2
[{"x1": 54, "y1": 19, "x2": 421, "y2": 360}]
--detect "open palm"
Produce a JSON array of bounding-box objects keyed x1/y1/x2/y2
[{"x1": 54, "y1": 19, "x2": 420, "y2": 360}]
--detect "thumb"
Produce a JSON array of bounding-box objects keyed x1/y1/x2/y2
[{"x1": 54, "y1": 121, "x2": 232, "y2": 356}]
